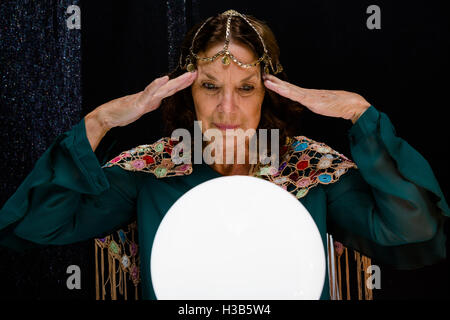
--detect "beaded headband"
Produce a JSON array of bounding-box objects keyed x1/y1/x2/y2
[{"x1": 180, "y1": 9, "x2": 283, "y2": 75}]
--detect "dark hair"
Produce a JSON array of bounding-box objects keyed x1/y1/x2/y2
[{"x1": 161, "y1": 12, "x2": 304, "y2": 148}]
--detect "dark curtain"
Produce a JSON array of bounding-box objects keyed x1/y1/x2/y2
[
  {"x1": 0, "y1": 0, "x2": 448, "y2": 299},
  {"x1": 0, "y1": 0, "x2": 89, "y2": 299}
]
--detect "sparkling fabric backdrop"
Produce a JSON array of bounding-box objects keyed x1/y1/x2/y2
[
  {"x1": 0, "y1": 0, "x2": 92, "y2": 299},
  {"x1": 0, "y1": 0, "x2": 82, "y2": 206},
  {"x1": 0, "y1": 0, "x2": 198, "y2": 299},
  {"x1": 167, "y1": 0, "x2": 186, "y2": 72},
  {"x1": 167, "y1": 0, "x2": 201, "y2": 71}
]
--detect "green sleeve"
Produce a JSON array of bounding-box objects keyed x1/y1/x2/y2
[
  {"x1": 325, "y1": 106, "x2": 449, "y2": 269},
  {"x1": 0, "y1": 119, "x2": 139, "y2": 252}
]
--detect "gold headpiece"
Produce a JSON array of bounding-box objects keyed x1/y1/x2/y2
[{"x1": 181, "y1": 9, "x2": 283, "y2": 75}]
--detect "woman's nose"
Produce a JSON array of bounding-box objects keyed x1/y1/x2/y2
[{"x1": 218, "y1": 89, "x2": 237, "y2": 113}]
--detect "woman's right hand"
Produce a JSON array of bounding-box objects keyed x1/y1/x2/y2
[
  {"x1": 97, "y1": 71, "x2": 197, "y2": 129},
  {"x1": 85, "y1": 71, "x2": 197, "y2": 151}
]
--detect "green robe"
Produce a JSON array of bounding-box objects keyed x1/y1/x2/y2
[{"x1": 0, "y1": 106, "x2": 448, "y2": 300}]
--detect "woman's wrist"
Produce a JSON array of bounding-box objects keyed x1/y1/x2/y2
[
  {"x1": 350, "y1": 100, "x2": 371, "y2": 124},
  {"x1": 84, "y1": 109, "x2": 110, "y2": 152},
  {"x1": 351, "y1": 111, "x2": 365, "y2": 124}
]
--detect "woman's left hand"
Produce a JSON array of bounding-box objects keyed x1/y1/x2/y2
[{"x1": 263, "y1": 74, "x2": 371, "y2": 124}]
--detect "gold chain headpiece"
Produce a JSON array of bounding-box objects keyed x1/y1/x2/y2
[{"x1": 181, "y1": 9, "x2": 283, "y2": 75}]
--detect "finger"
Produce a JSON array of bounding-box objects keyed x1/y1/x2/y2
[
  {"x1": 166, "y1": 71, "x2": 197, "y2": 91},
  {"x1": 264, "y1": 75, "x2": 309, "y2": 101},
  {"x1": 263, "y1": 74, "x2": 292, "y2": 88},
  {"x1": 138, "y1": 76, "x2": 169, "y2": 107},
  {"x1": 166, "y1": 75, "x2": 195, "y2": 96},
  {"x1": 155, "y1": 71, "x2": 197, "y2": 99},
  {"x1": 264, "y1": 79, "x2": 307, "y2": 102},
  {"x1": 264, "y1": 79, "x2": 290, "y2": 95},
  {"x1": 262, "y1": 73, "x2": 283, "y2": 84},
  {"x1": 144, "y1": 75, "x2": 169, "y2": 96},
  {"x1": 264, "y1": 73, "x2": 307, "y2": 92}
]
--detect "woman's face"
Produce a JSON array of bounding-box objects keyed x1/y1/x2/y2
[{"x1": 191, "y1": 41, "x2": 265, "y2": 136}]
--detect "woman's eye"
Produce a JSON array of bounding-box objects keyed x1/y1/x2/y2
[
  {"x1": 240, "y1": 85, "x2": 254, "y2": 92},
  {"x1": 202, "y1": 82, "x2": 218, "y2": 90}
]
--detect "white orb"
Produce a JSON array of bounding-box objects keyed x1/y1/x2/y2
[{"x1": 151, "y1": 175, "x2": 325, "y2": 299}]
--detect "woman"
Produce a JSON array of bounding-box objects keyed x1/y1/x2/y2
[{"x1": 0, "y1": 10, "x2": 448, "y2": 300}]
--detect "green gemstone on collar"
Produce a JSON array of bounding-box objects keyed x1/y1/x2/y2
[
  {"x1": 109, "y1": 241, "x2": 120, "y2": 254},
  {"x1": 259, "y1": 167, "x2": 270, "y2": 175},
  {"x1": 296, "y1": 188, "x2": 308, "y2": 199},
  {"x1": 155, "y1": 167, "x2": 167, "y2": 177},
  {"x1": 155, "y1": 143, "x2": 164, "y2": 152}
]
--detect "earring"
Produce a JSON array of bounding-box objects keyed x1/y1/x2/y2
[{"x1": 186, "y1": 57, "x2": 196, "y2": 72}]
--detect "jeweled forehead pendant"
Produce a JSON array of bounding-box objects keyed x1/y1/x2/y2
[{"x1": 183, "y1": 9, "x2": 283, "y2": 75}]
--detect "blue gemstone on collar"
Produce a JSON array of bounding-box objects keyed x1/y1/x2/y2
[
  {"x1": 318, "y1": 173, "x2": 332, "y2": 183},
  {"x1": 294, "y1": 142, "x2": 308, "y2": 152}
]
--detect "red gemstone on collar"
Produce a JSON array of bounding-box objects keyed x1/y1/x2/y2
[
  {"x1": 143, "y1": 155, "x2": 154, "y2": 164},
  {"x1": 289, "y1": 172, "x2": 299, "y2": 181},
  {"x1": 164, "y1": 146, "x2": 173, "y2": 155},
  {"x1": 296, "y1": 160, "x2": 309, "y2": 170}
]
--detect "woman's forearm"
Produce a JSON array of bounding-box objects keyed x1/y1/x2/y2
[{"x1": 84, "y1": 109, "x2": 110, "y2": 152}]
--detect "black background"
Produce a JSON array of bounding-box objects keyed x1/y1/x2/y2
[{"x1": 0, "y1": 0, "x2": 449, "y2": 299}]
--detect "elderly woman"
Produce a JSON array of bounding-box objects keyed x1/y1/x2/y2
[{"x1": 0, "y1": 10, "x2": 448, "y2": 300}]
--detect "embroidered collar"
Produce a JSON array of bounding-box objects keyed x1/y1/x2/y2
[{"x1": 103, "y1": 136, "x2": 357, "y2": 199}]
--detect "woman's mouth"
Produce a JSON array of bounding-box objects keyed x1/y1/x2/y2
[{"x1": 213, "y1": 123, "x2": 240, "y2": 130}]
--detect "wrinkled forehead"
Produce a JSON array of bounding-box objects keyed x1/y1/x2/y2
[{"x1": 197, "y1": 41, "x2": 260, "y2": 79}]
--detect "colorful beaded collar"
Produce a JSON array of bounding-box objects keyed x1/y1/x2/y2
[{"x1": 103, "y1": 136, "x2": 357, "y2": 199}]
